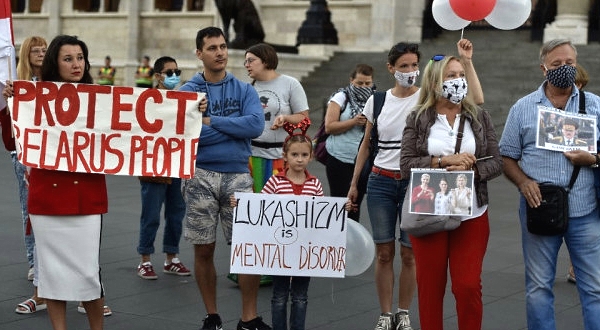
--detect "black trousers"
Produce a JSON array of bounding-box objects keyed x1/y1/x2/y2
[{"x1": 325, "y1": 154, "x2": 364, "y2": 221}]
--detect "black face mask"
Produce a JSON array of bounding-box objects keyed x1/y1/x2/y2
[{"x1": 545, "y1": 64, "x2": 576, "y2": 89}]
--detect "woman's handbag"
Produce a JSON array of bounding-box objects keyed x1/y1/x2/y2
[
  {"x1": 400, "y1": 115, "x2": 466, "y2": 237},
  {"x1": 400, "y1": 192, "x2": 461, "y2": 237}
]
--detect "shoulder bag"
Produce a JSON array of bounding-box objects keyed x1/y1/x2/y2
[{"x1": 400, "y1": 115, "x2": 466, "y2": 237}]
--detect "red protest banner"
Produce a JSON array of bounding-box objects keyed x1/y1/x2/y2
[{"x1": 10, "y1": 80, "x2": 204, "y2": 178}]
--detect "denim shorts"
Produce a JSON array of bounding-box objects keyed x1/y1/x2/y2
[
  {"x1": 183, "y1": 168, "x2": 253, "y2": 245},
  {"x1": 366, "y1": 173, "x2": 411, "y2": 247}
]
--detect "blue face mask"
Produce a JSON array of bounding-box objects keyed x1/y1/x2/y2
[{"x1": 163, "y1": 75, "x2": 180, "y2": 90}]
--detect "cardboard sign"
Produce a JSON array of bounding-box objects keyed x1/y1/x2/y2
[
  {"x1": 231, "y1": 192, "x2": 348, "y2": 278},
  {"x1": 9, "y1": 80, "x2": 204, "y2": 178}
]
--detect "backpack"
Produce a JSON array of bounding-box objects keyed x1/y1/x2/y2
[
  {"x1": 313, "y1": 89, "x2": 348, "y2": 165},
  {"x1": 356, "y1": 91, "x2": 386, "y2": 196}
]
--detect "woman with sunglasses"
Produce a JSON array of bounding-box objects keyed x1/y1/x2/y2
[
  {"x1": 135, "y1": 56, "x2": 191, "y2": 280},
  {"x1": 399, "y1": 53, "x2": 500, "y2": 329},
  {"x1": 347, "y1": 39, "x2": 483, "y2": 330}
]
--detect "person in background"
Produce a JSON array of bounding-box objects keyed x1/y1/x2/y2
[
  {"x1": 567, "y1": 63, "x2": 590, "y2": 284},
  {"x1": 14, "y1": 36, "x2": 45, "y2": 281},
  {"x1": 179, "y1": 27, "x2": 270, "y2": 330},
  {"x1": 135, "y1": 55, "x2": 153, "y2": 88},
  {"x1": 347, "y1": 39, "x2": 483, "y2": 330},
  {"x1": 500, "y1": 39, "x2": 600, "y2": 330},
  {"x1": 2, "y1": 35, "x2": 47, "y2": 314},
  {"x1": 324, "y1": 64, "x2": 372, "y2": 221},
  {"x1": 5, "y1": 34, "x2": 108, "y2": 330},
  {"x1": 97, "y1": 55, "x2": 115, "y2": 86},
  {"x1": 400, "y1": 53, "x2": 500, "y2": 330},
  {"x1": 136, "y1": 56, "x2": 191, "y2": 280}
]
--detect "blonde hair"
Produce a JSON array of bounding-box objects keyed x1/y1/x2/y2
[
  {"x1": 413, "y1": 55, "x2": 479, "y2": 122},
  {"x1": 17, "y1": 36, "x2": 47, "y2": 80}
]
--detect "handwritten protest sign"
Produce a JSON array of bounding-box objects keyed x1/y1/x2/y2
[
  {"x1": 9, "y1": 80, "x2": 204, "y2": 178},
  {"x1": 231, "y1": 192, "x2": 348, "y2": 278}
]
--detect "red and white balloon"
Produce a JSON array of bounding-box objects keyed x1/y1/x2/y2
[{"x1": 432, "y1": 0, "x2": 532, "y2": 31}]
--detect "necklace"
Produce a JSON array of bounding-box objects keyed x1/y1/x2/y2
[{"x1": 546, "y1": 88, "x2": 569, "y2": 110}]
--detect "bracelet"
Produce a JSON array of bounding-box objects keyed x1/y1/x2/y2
[
  {"x1": 438, "y1": 156, "x2": 443, "y2": 168},
  {"x1": 592, "y1": 154, "x2": 600, "y2": 168}
]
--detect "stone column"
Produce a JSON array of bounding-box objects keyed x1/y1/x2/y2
[
  {"x1": 544, "y1": 0, "x2": 590, "y2": 44},
  {"x1": 124, "y1": 0, "x2": 141, "y2": 86}
]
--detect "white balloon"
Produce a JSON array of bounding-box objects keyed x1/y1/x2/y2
[
  {"x1": 485, "y1": 0, "x2": 532, "y2": 30},
  {"x1": 345, "y1": 220, "x2": 375, "y2": 277},
  {"x1": 432, "y1": 0, "x2": 471, "y2": 31}
]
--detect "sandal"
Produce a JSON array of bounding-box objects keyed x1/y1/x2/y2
[
  {"x1": 15, "y1": 298, "x2": 47, "y2": 314},
  {"x1": 77, "y1": 304, "x2": 112, "y2": 317}
]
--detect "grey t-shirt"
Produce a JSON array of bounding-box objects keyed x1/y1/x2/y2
[{"x1": 251, "y1": 74, "x2": 309, "y2": 159}]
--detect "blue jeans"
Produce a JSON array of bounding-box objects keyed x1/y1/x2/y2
[
  {"x1": 12, "y1": 153, "x2": 34, "y2": 268},
  {"x1": 137, "y1": 179, "x2": 186, "y2": 255},
  {"x1": 271, "y1": 275, "x2": 310, "y2": 330},
  {"x1": 519, "y1": 197, "x2": 600, "y2": 330},
  {"x1": 366, "y1": 173, "x2": 411, "y2": 247}
]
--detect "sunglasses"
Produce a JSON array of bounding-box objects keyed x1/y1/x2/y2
[
  {"x1": 429, "y1": 54, "x2": 445, "y2": 63},
  {"x1": 161, "y1": 69, "x2": 181, "y2": 77}
]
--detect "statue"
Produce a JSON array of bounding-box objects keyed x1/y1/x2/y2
[{"x1": 214, "y1": 0, "x2": 266, "y2": 49}]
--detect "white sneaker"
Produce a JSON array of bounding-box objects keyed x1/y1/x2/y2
[
  {"x1": 375, "y1": 313, "x2": 394, "y2": 330},
  {"x1": 394, "y1": 311, "x2": 413, "y2": 330}
]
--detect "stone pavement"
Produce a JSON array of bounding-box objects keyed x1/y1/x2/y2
[{"x1": 1, "y1": 29, "x2": 598, "y2": 330}]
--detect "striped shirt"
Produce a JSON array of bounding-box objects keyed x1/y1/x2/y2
[
  {"x1": 499, "y1": 83, "x2": 600, "y2": 217},
  {"x1": 261, "y1": 170, "x2": 324, "y2": 196}
]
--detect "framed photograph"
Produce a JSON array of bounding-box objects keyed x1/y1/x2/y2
[
  {"x1": 536, "y1": 106, "x2": 597, "y2": 153},
  {"x1": 408, "y1": 168, "x2": 475, "y2": 216}
]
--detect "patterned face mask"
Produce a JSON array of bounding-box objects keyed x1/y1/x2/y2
[
  {"x1": 394, "y1": 70, "x2": 419, "y2": 88},
  {"x1": 544, "y1": 64, "x2": 576, "y2": 89},
  {"x1": 441, "y1": 77, "x2": 468, "y2": 104}
]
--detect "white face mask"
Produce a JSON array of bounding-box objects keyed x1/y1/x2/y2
[
  {"x1": 441, "y1": 77, "x2": 468, "y2": 104},
  {"x1": 394, "y1": 70, "x2": 419, "y2": 88}
]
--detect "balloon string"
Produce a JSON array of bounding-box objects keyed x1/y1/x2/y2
[
  {"x1": 461, "y1": 28, "x2": 464, "y2": 40},
  {"x1": 330, "y1": 280, "x2": 335, "y2": 304}
]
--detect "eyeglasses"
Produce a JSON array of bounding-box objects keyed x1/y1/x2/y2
[
  {"x1": 430, "y1": 54, "x2": 445, "y2": 63},
  {"x1": 30, "y1": 48, "x2": 47, "y2": 55},
  {"x1": 161, "y1": 69, "x2": 181, "y2": 77},
  {"x1": 243, "y1": 58, "x2": 258, "y2": 66}
]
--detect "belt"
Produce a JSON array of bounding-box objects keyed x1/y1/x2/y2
[
  {"x1": 372, "y1": 166, "x2": 402, "y2": 180},
  {"x1": 251, "y1": 140, "x2": 283, "y2": 149}
]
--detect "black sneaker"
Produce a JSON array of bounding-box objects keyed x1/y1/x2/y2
[
  {"x1": 201, "y1": 314, "x2": 223, "y2": 330},
  {"x1": 236, "y1": 316, "x2": 272, "y2": 330}
]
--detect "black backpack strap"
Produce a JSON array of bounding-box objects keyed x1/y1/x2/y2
[
  {"x1": 579, "y1": 90, "x2": 586, "y2": 114},
  {"x1": 567, "y1": 90, "x2": 586, "y2": 192},
  {"x1": 370, "y1": 91, "x2": 386, "y2": 158}
]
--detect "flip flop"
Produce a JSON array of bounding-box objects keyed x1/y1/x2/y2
[
  {"x1": 15, "y1": 298, "x2": 47, "y2": 314},
  {"x1": 77, "y1": 304, "x2": 112, "y2": 317}
]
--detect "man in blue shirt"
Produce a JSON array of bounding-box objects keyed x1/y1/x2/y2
[
  {"x1": 500, "y1": 39, "x2": 600, "y2": 330},
  {"x1": 179, "y1": 27, "x2": 269, "y2": 330}
]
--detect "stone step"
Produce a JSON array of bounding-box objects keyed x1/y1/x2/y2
[{"x1": 300, "y1": 29, "x2": 600, "y2": 136}]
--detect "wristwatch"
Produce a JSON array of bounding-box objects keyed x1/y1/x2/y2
[{"x1": 591, "y1": 154, "x2": 600, "y2": 168}]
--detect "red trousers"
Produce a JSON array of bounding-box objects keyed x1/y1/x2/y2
[{"x1": 410, "y1": 211, "x2": 489, "y2": 330}]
